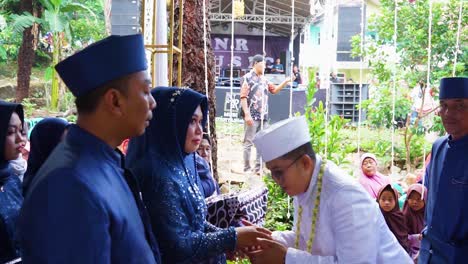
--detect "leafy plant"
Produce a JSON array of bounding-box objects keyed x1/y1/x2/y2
[
  {"x1": 0, "y1": 14, "x2": 22, "y2": 62},
  {"x1": 263, "y1": 174, "x2": 293, "y2": 232},
  {"x1": 304, "y1": 70, "x2": 350, "y2": 165},
  {"x1": 21, "y1": 98, "x2": 37, "y2": 117},
  {"x1": 11, "y1": 0, "x2": 96, "y2": 110},
  {"x1": 359, "y1": 85, "x2": 412, "y2": 129},
  {"x1": 428, "y1": 114, "x2": 445, "y2": 136}
]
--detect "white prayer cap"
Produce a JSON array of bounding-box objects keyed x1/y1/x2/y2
[{"x1": 253, "y1": 116, "x2": 311, "y2": 162}]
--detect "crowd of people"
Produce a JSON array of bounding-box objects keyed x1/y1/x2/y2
[{"x1": 0, "y1": 34, "x2": 466, "y2": 263}]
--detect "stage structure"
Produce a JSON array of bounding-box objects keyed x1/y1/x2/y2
[{"x1": 140, "y1": 0, "x2": 183, "y2": 86}]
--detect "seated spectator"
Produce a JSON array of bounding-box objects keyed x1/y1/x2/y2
[
  {"x1": 271, "y1": 58, "x2": 284, "y2": 74},
  {"x1": 195, "y1": 154, "x2": 219, "y2": 198},
  {"x1": 292, "y1": 65, "x2": 302, "y2": 86},
  {"x1": 198, "y1": 134, "x2": 212, "y2": 164},
  {"x1": 377, "y1": 184, "x2": 410, "y2": 254},
  {"x1": 196, "y1": 134, "x2": 220, "y2": 198},
  {"x1": 359, "y1": 153, "x2": 391, "y2": 198}
]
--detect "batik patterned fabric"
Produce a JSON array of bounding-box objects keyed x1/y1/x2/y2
[{"x1": 206, "y1": 187, "x2": 268, "y2": 228}]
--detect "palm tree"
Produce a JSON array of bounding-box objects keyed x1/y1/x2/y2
[
  {"x1": 2, "y1": 0, "x2": 41, "y2": 102},
  {"x1": 16, "y1": 0, "x2": 41, "y2": 103},
  {"x1": 173, "y1": 0, "x2": 219, "y2": 180},
  {"x1": 13, "y1": 0, "x2": 94, "y2": 110}
]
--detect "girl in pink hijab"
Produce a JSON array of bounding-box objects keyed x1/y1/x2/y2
[
  {"x1": 359, "y1": 153, "x2": 391, "y2": 198},
  {"x1": 403, "y1": 183, "x2": 427, "y2": 259}
]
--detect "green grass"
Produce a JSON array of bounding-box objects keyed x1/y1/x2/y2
[{"x1": 0, "y1": 62, "x2": 47, "y2": 79}]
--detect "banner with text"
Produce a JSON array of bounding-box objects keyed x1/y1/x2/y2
[{"x1": 212, "y1": 35, "x2": 289, "y2": 70}]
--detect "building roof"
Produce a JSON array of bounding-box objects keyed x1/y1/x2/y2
[{"x1": 209, "y1": 0, "x2": 320, "y2": 36}]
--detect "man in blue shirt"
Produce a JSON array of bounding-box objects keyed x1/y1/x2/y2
[
  {"x1": 18, "y1": 35, "x2": 161, "y2": 263},
  {"x1": 420, "y1": 77, "x2": 468, "y2": 263},
  {"x1": 271, "y1": 58, "x2": 284, "y2": 74}
]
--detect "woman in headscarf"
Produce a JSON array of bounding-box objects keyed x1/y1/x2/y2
[
  {"x1": 22, "y1": 117, "x2": 69, "y2": 195},
  {"x1": 403, "y1": 183, "x2": 427, "y2": 259},
  {"x1": 377, "y1": 184, "x2": 410, "y2": 253},
  {"x1": 196, "y1": 134, "x2": 220, "y2": 198},
  {"x1": 359, "y1": 153, "x2": 392, "y2": 198},
  {"x1": 0, "y1": 100, "x2": 25, "y2": 263},
  {"x1": 127, "y1": 87, "x2": 270, "y2": 263}
]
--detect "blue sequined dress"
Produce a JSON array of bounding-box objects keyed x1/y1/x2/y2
[{"x1": 128, "y1": 87, "x2": 237, "y2": 263}]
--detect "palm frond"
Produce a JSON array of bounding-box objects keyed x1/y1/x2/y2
[
  {"x1": 44, "y1": 9, "x2": 68, "y2": 33},
  {"x1": 10, "y1": 12, "x2": 42, "y2": 34},
  {"x1": 38, "y1": 0, "x2": 55, "y2": 11}
]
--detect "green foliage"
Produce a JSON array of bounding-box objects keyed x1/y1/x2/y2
[
  {"x1": 428, "y1": 115, "x2": 445, "y2": 136},
  {"x1": 227, "y1": 259, "x2": 251, "y2": 264},
  {"x1": 59, "y1": 90, "x2": 75, "y2": 112},
  {"x1": 10, "y1": 12, "x2": 42, "y2": 34},
  {"x1": 70, "y1": 18, "x2": 105, "y2": 45},
  {"x1": 66, "y1": 114, "x2": 77, "y2": 123},
  {"x1": 304, "y1": 69, "x2": 349, "y2": 165},
  {"x1": 359, "y1": 85, "x2": 412, "y2": 128},
  {"x1": 354, "y1": 0, "x2": 467, "y2": 84},
  {"x1": 21, "y1": 98, "x2": 37, "y2": 117},
  {"x1": 350, "y1": 0, "x2": 465, "y2": 170},
  {"x1": 0, "y1": 14, "x2": 22, "y2": 62},
  {"x1": 263, "y1": 174, "x2": 293, "y2": 232}
]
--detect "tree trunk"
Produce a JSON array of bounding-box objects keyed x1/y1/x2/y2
[
  {"x1": 16, "y1": 0, "x2": 40, "y2": 102},
  {"x1": 173, "y1": 0, "x2": 219, "y2": 181},
  {"x1": 103, "y1": 0, "x2": 112, "y2": 35}
]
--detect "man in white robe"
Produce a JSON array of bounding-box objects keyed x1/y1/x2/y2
[{"x1": 249, "y1": 116, "x2": 412, "y2": 263}]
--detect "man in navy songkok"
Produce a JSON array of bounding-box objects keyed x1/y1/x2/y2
[
  {"x1": 18, "y1": 34, "x2": 161, "y2": 263},
  {"x1": 420, "y1": 77, "x2": 468, "y2": 263}
]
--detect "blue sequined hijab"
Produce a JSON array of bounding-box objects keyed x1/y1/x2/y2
[{"x1": 127, "y1": 87, "x2": 208, "y2": 176}]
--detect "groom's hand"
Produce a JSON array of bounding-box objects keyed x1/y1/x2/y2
[
  {"x1": 235, "y1": 226, "x2": 272, "y2": 250},
  {"x1": 247, "y1": 238, "x2": 287, "y2": 264},
  {"x1": 241, "y1": 219, "x2": 273, "y2": 235}
]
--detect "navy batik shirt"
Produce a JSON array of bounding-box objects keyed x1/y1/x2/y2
[
  {"x1": 18, "y1": 125, "x2": 160, "y2": 264},
  {"x1": 420, "y1": 134, "x2": 468, "y2": 263}
]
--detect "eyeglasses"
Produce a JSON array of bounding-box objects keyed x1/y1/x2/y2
[{"x1": 270, "y1": 155, "x2": 303, "y2": 181}]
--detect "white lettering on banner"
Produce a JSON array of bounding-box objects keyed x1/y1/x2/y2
[
  {"x1": 214, "y1": 37, "x2": 249, "y2": 52},
  {"x1": 224, "y1": 92, "x2": 241, "y2": 118},
  {"x1": 232, "y1": 56, "x2": 242, "y2": 67},
  {"x1": 216, "y1": 56, "x2": 224, "y2": 67},
  {"x1": 214, "y1": 38, "x2": 229, "y2": 50},
  {"x1": 235, "y1": 39, "x2": 248, "y2": 51}
]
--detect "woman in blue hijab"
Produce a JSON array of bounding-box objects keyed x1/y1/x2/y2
[
  {"x1": 127, "y1": 87, "x2": 270, "y2": 263},
  {"x1": 0, "y1": 100, "x2": 25, "y2": 263},
  {"x1": 22, "y1": 118, "x2": 69, "y2": 195}
]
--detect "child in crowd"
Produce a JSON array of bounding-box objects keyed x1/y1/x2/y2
[
  {"x1": 403, "y1": 184, "x2": 427, "y2": 260},
  {"x1": 378, "y1": 184, "x2": 410, "y2": 253}
]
